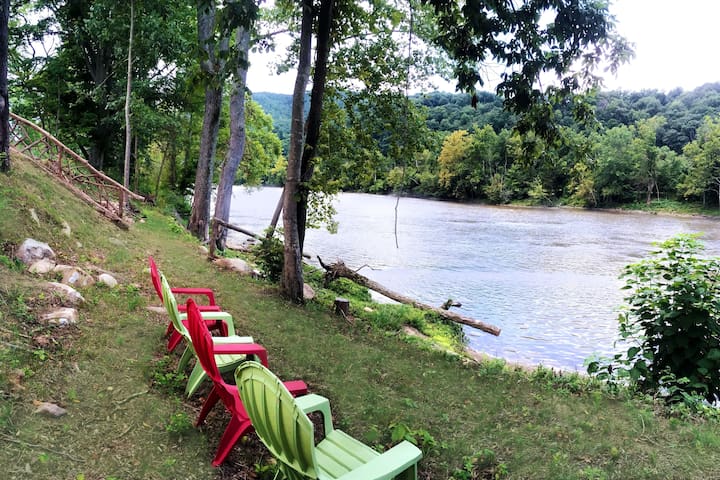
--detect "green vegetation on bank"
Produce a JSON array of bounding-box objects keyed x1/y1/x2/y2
[{"x1": 4, "y1": 148, "x2": 720, "y2": 479}]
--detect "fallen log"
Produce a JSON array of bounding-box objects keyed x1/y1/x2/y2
[{"x1": 317, "y1": 257, "x2": 501, "y2": 336}]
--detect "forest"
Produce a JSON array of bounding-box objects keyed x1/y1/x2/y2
[{"x1": 256, "y1": 85, "x2": 720, "y2": 208}]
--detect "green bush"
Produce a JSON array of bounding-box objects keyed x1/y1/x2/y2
[
  {"x1": 588, "y1": 234, "x2": 720, "y2": 404},
  {"x1": 252, "y1": 229, "x2": 284, "y2": 282}
]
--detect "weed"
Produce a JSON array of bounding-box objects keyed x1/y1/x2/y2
[
  {"x1": 165, "y1": 411, "x2": 193, "y2": 436},
  {"x1": 451, "y1": 449, "x2": 509, "y2": 480},
  {"x1": 389, "y1": 422, "x2": 441, "y2": 456},
  {"x1": 251, "y1": 228, "x2": 284, "y2": 281}
]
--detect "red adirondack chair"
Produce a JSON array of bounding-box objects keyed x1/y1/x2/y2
[
  {"x1": 148, "y1": 256, "x2": 228, "y2": 351},
  {"x1": 185, "y1": 299, "x2": 308, "y2": 466}
]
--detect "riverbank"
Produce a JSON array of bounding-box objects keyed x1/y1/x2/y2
[{"x1": 4, "y1": 158, "x2": 720, "y2": 479}]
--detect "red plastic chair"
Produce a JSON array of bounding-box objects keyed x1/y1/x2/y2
[
  {"x1": 185, "y1": 299, "x2": 308, "y2": 466},
  {"x1": 148, "y1": 256, "x2": 227, "y2": 351}
]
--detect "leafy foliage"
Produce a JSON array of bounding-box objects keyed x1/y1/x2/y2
[
  {"x1": 588, "y1": 235, "x2": 720, "y2": 404},
  {"x1": 251, "y1": 229, "x2": 284, "y2": 282}
]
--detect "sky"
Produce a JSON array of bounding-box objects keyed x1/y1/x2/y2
[{"x1": 246, "y1": 0, "x2": 720, "y2": 95}]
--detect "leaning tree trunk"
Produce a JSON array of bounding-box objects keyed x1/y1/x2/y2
[
  {"x1": 297, "y1": 0, "x2": 334, "y2": 252},
  {"x1": 0, "y1": 0, "x2": 10, "y2": 173},
  {"x1": 188, "y1": 2, "x2": 227, "y2": 241},
  {"x1": 281, "y1": 0, "x2": 313, "y2": 302},
  {"x1": 211, "y1": 26, "x2": 250, "y2": 253}
]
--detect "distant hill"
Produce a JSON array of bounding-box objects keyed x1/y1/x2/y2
[{"x1": 252, "y1": 83, "x2": 720, "y2": 154}]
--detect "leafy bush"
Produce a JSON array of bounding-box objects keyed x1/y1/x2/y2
[
  {"x1": 252, "y1": 229, "x2": 284, "y2": 282},
  {"x1": 588, "y1": 234, "x2": 720, "y2": 404}
]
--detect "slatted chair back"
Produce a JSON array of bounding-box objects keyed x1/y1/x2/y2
[{"x1": 236, "y1": 362, "x2": 318, "y2": 479}]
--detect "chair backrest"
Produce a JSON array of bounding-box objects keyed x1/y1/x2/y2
[
  {"x1": 236, "y1": 362, "x2": 318, "y2": 479},
  {"x1": 148, "y1": 256, "x2": 163, "y2": 301},
  {"x1": 185, "y1": 298, "x2": 223, "y2": 384},
  {"x1": 160, "y1": 273, "x2": 188, "y2": 339}
]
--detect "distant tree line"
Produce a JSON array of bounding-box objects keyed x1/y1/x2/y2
[{"x1": 256, "y1": 84, "x2": 720, "y2": 209}]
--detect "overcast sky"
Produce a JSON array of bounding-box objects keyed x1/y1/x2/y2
[{"x1": 246, "y1": 0, "x2": 720, "y2": 95}]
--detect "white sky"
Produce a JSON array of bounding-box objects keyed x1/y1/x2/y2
[{"x1": 246, "y1": 0, "x2": 720, "y2": 95}]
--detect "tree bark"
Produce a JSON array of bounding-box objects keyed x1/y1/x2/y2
[
  {"x1": 211, "y1": 26, "x2": 250, "y2": 252},
  {"x1": 123, "y1": 0, "x2": 134, "y2": 199},
  {"x1": 281, "y1": 0, "x2": 314, "y2": 302},
  {"x1": 0, "y1": 0, "x2": 10, "y2": 173},
  {"x1": 188, "y1": 1, "x2": 227, "y2": 241},
  {"x1": 318, "y1": 257, "x2": 502, "y2": 336},
  {"x1": 297, "y1": 0, "x2": 334, "y2": 251}
]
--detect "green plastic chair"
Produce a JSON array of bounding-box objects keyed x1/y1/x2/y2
[
  {"x1": 160, "y1": 273, "x2": 256, "y2": 396},
  {"x1": 235, "y1": 362, "x2": 422, "y2": 480}
]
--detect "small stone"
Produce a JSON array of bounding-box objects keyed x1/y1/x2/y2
[
  {"x1": 303, "y1": 283, "x2": 316, "y2": 301},
  {"x1": 40, "y1": 307, "x2": 79, "y2": 325},
  {"x1": 29, "y1": 208, "x2": 40, "y2": 225},
  {"x1": 97, "y1": 273, "x2": 118, "y2": 288},
  {"x1": 363, "y1": 306, "x2": 374, "y2": 313},
  {"x1": 17, "y1": 239, "x2": 55, "y2": 266},
  {"x1": 45, "y1": 282, "x2": 85, "y2": 305},
  {"x1": 199, "y1": 245, "x2": 209, "y2": 255},
  {"x1": 61, "y1": 221, "x2": 72, "y2": 237},
  {"x1": 33, "y1": 335, "x2": 51, "y2": 348},
  {"x1": 33, "y1": 401, "x2": 67, "y2": 418},
  {"x1": 28, "y1": 258, "x2": 57, "y2": 274}
]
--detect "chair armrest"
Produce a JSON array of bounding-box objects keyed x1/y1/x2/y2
[
  {"x1": 283, "y1": 380, "x2": 308, "y2": 396},
  {"x1": 336, "y1": 441, "x2": 422, "y2": 480},
  {"x1": 295, "y1": 394, "x2": 334, "y2": 436},
  {"x1": 178, "y1": 304, "x2": 222, "y2": 313},
  {"x1": 213, "y1": 343, "x2": 269, "y2": 367},
  {"x1": 212, "y1": 335, "x2": 254, "y2": 344},
  {"x1": 170, "y1": 287, "x2": 216, "y2": 305},
  {"x1": 178, "y1": 311, "x2": 235, "y2": 336}
]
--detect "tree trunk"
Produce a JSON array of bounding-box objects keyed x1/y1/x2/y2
[
  {"x1": 318, "y1": 257, "x2": 502, "y2": 336},
  {"x1": 123, "y1": 0, "x2": 134, "y2": 199},
  {"x1": 281, "y1": 0, "x2": 314, "y2": 302},
  {"x1": 188, "y1": 1, "x2": 227, "y2": 241},
  {"x1": 297, "y1": 0, "x2": 334, "y2": 252},
  {"x1": 0, "y1": 0, "x2": 9, "y2": 173},
  {"x1": 188, "y1": 84, "x2": 223, "y2": 240},
  {"x1": 211, "y1": 26, "x2": 251, "y2": 252}
]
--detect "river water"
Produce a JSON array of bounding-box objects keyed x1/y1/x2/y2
[{"x1": 226, "y1": 186, "x2": 720, "y2": 371}]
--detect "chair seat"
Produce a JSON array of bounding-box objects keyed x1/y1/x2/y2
[{"x1": 316, "y1": 430, "x2": 380, "y2": 479}]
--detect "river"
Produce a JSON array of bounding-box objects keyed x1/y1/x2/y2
[{"x1": 225, "y1": 186, "x2": 720, "y2": 371}]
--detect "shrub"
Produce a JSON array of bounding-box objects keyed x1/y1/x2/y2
[
  {"x1": 252, "y1": 229, "x2": 284, "y2": 282},
  {"x1": 588, "y1": 234, "x2": 720, "y2": 404}
]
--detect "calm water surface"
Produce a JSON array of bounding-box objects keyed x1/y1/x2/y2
[{"x1": 227, "y1": 186, "x2": 720, "y2": 371}]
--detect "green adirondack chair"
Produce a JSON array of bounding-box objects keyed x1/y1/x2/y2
[
  {"x1": 160, "y1": 273, "x2": 259, "y2": 396},
  {"x1": 235, "y1": 362, "x2": 422, "y2": 480}
]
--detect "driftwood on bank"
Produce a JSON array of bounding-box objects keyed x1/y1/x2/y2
[{"x1": 317, "y1": 257, "x2": 501, "y2": 336}]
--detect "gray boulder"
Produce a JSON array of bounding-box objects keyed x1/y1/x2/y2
[
  {"x1": 17, "y1": 239, "x2": 55, "y2": 266},
  {"x1": 45, "y1": 282, "x2": 85, "y2": 306}
]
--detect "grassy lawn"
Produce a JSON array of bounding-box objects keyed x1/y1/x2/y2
[{"x1": 2, "y1": 156, "x2": 720, "y2": 479}]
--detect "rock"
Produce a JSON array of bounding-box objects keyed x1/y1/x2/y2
[
  {"x1": 108, "y1": 238, "x2": 124, "y2": 247},
  {"x1": 199, "y1": 245, "x2": 209, "y2": 255},
  {"x1": 303, "y1": 283, "x2": 316, "y2": 301},
  {"x1": 28, "y1": 258, "x2": 57, "y2": 274},
  {"x1": 146, "y1": 306, "x2": 166, "y2": 314},
  {"x1": 61, "y1": 221, "x2": 72, "y2": 237},
  {"x1": 213, "y1": 257, "x2": 253, "y2": 275},
  {"x1": 53, "y1": 265, "x2": 95, "y2": 288},
  {"x1": 29, "y1": 208, "x2": 40, "y2": 225},
  {"x1": 45, "y1": 282, "x2": 85, "y2": 306},
  {"x1": 40, "y1": 307, "x2": 79, "y2": 326},
  {"x1": 97, "y1": 273, "x2": 118, "y2": 288},
  {"x1": 363, "y1": 306, "x2": 374, "y2": 313},
  {"x1": 33, "y1": 401, "x2": 67, "y2": 418},
  {"x1": 16, "y1": 239, "x2": 55, "y2": 266}
]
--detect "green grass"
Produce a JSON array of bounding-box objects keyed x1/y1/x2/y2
[{"x1": 3, "y1": 155, "x2": 720, "y2": 479}]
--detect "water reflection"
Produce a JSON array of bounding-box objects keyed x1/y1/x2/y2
[{"x1": 227, "y1": 186, "x2": 720, "y2": 371}]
